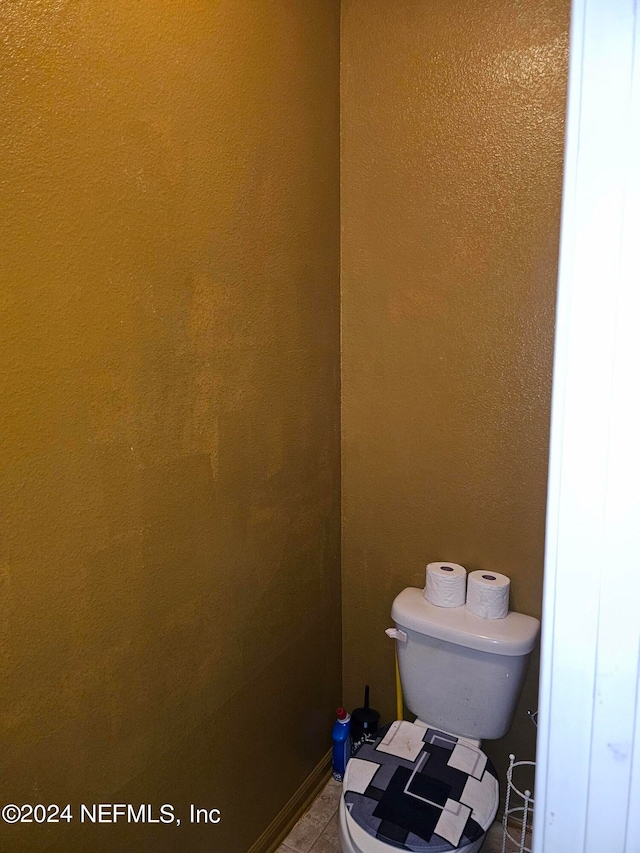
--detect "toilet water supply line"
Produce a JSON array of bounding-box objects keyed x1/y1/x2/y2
[{"x1": 385, "y1": 628, "x2": 407, "y2": 721}]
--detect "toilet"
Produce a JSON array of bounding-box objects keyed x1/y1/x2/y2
[{"x1": 338, "y1": 587, "x2": 540, "y2": 853}]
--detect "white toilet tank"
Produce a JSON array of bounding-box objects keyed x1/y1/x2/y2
[{"x1": 391, "y1": 587, "x2": 540, "y2": 740}]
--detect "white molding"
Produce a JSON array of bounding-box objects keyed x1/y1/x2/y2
[{"x1": 535, "y1": 0, "x2": 640, "y2": 851}]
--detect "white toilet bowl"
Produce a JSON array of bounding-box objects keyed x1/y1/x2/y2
[
  {"x1": 339, "y1": 588, "x2": 539, "y2": 852},
  {"x1": 337, "y1": 720, "x2": 499, "y2": 853}
]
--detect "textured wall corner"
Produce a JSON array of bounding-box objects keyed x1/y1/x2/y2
[
  {"x1": 341, "y1": 0, "x2": 569, "y2": 780},
  {"x1": 0, "y1": 2, "x2": 340, "y2": 850}
]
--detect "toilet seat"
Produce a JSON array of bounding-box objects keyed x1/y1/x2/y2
[{"x1": 342, "y1": 721, "x2": 499, "y2": 852}]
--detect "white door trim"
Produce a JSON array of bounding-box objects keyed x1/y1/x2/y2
[{"x1": 535, "y1": 1, "x2": 640, "y2": 851}]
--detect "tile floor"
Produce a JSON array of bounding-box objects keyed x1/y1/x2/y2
[
  {"x1": 277, "y1": 778, "x2": 528, "y2": 853},
  {"x1": 277, "y1": 778, "x2": 341, "y2": 853}
]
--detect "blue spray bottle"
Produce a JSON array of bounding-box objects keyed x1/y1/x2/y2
[{"x1": 332, "y1": 707, "x2": 352, "y2": 782}]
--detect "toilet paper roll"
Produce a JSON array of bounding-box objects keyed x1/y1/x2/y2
[
  {"x1": 424, "y1": 562, "x2": 467, "y2": 608},
  {"x1": 466, "y1": 570, "x2": 510, "y2": 619}
]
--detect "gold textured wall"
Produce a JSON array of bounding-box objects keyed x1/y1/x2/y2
[
  {"x1": 341, "y1": 0, "x2": 569, "y2": 779},
  {"x1": 0, "y1": 2, "x2": 340, "y2": 850}
]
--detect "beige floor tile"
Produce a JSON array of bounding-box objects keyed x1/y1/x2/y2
[
  {"x1": 483, "y1": 822, "x2": 505, "y2": 853},
  {"x1": 316, "y1": 777, "x2": 342, "y2": 809},
  {"x1": 281, "y1": 778, "x2": 341, "y2": 853},
  {"x1": 275, "y1": 845, "x2": 297, "y2": 853},
  {"x1": 483, "y1": 819, "x2": 532, "y2": 852},
  {"x1": 309, "y1": 812, "x2": 340, "y2": 852}
]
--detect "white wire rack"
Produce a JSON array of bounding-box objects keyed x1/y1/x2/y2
[{"x1": 501, "y1": 753, "x2": 534, "y2": 853}]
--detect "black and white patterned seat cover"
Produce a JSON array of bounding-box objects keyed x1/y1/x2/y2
[{"x1": 343, "y1": 721, "x2": 499, "y2": 852}]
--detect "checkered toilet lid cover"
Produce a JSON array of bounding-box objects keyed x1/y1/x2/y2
[{"x1": 343, "y1": 721, "x2": 499, "y2": 852}]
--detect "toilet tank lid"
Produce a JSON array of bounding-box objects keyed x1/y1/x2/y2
[{"x1": 391, "y1": 587, "x2": 540, "y2": 656}]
